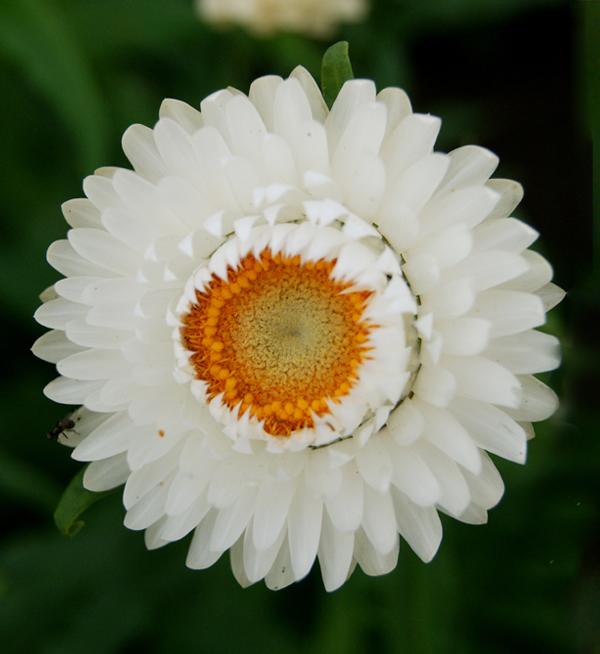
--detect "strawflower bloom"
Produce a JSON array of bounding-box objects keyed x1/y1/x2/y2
[
  {"x1": 33, "y1": 66, "x2": 563, "y2": 590},
  {"x1": 196, "y1": 0, "x2": 367, "y2": 37}
]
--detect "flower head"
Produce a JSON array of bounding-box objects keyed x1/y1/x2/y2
[
  {"x1": 196, "y1": 0, "x2": 367, "y2": 36},
  {"x1": 33, "y1": 66, "x2": 563, "y2": 590}
]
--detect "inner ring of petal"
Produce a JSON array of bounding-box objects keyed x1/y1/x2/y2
[{"x1": 180, "y1": 248, "x2": 375, "y2": 436}]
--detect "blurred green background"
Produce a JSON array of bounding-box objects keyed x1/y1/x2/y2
[{"x1": 0, "y1": 0, "x2": 597, "y2": 652}]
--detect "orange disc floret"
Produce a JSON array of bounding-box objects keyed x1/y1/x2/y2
[{"x1": 180, "y1": 248, "x2": 374, "y2": 437}]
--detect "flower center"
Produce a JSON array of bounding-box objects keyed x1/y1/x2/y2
[{"x1": 180, "y1": 248, "x2": 374, "y2": 436}]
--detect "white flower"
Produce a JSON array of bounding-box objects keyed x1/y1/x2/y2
[
  {"x1": 33, "y1": 67, "x2": 564, "y2": 591},
  {"x1": 196, "y1": 0, "x2": 367, "y2": 36}
]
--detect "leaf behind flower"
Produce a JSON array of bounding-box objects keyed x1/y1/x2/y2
[
  {"x1": 54, "y1": 466, "x2": 117, "y2": 538},
  {"x1": 321, "y1": 41, "x2": 354, "y2": 109}
]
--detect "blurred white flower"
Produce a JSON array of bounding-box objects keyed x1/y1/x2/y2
[
  {"x1": 33, "y1": 67, "x2": 563, "y2": 591},
  {"x1": 197, "y1": 0, "x2": 367, "y2": 36}
]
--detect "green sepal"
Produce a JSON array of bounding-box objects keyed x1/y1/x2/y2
[
  {"x1": 321, "y1": 41, "x2": 354, "y2": 109},
  {"x1": 54, "y1": 466, "x2": 117, "y2": 537}
]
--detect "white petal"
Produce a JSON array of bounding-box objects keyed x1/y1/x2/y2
[
  {"x1": 410, "y1": 223, "x2": 473, "y2": 270},
  {"x1": 287, "y1": 487, "x2": 323, "y2": 580},
  {"x1": 326, "y1": 79, "x2": 376, "y2": 154},
  {"x1": 83, "y1": 174, "x2": 121, "y2": 211},
  {"x1": 403, "y1": 253, "x2": 439, "y2": 295},
  {"x1": 153, "y1": 118, "x2": 199, "y2": 175},
  {"x1": 83, "y1": 454, "x2": 130, "y2": 491},
  {"x1": 123, "y1": 446, "x2": 180, "y2": 510},
  {"x1": 419, "y1": 401, "x2": 481, "y2": 473},
  {"x1": 473, "y1": 217, "x2": 538, "y2": 253},
  {"x1": 508, "y1": 375, "x2": 559, "y2": 422},
  {"x1": 210, "y1": 488, "x2": 257, "y2": 552},
  {"x1": 54, "y1": 276, "x2": 99, "y2": 304},
  {"x1": 165, "y1": 471, "x2": 208, "y2": 517},
  {"x1": 381, "y1": 154, "x2": 450, "y2": 232},
  {"x1": 472, "y1": 290, "x2": 545, "y2": 337},
  {"x1": 356, "y1": 437, "x2": 393, "y2": 493},
  {"x1": 144, "y1": 519, "x2": 170, "y2": 551},
  {"x1": 485, "y1": 178, "x2": 524, "y2": 219},
  {"x1": 273, "y1": 78, "x2": 312, "y2": 146},
  {"x1": 421, "y1": 278, "x2": 475, "y2": 319},
  {"x1": 40, "y1": 285, "x2": 59, "y2": 306},
  {"x1": 112, "y1": 169, "x2": 176, "y2": 231},
  {"x1": 418, "y1": 444, "x2": 470, "y2": 515},
  {"x1": 61, "y1": 198, "x2": 102, "y2": 229},
  {"x1": 444, "y1": 355, "x2": 521, "y2": 408},
  {"x1": 537, "y1": 282, "x2": 565, "y2": 311},
  {"x1": 261, "y1": 134, "x2": 298, "y2": 186},
  {"x1": 161, "y1": 497, "x2": 210, "y2": 541},
  {"x1": 354, "y1": 528, "x2": 399, "y2": 576},
  {"x1": 377, "y1": 86, "x2": 412, "y2": 137},
  {"x1": 289, "y1": 66, "x2": 328, "y2": 122},
  {"x1": 291, "y1": 119, "x2": 330, "y2": 175},
  {"x1": 455, "y1": 503, "x2": 488, "y2": 525},
  {"x1": 333, "y1": 101, "x2": 387, "y2": 185},
  {"x1": 388, "y1": 443, "x2": 440, "y2": 506},
  {"x1": 58, "y1": 349, "x2": 129, "y2": 381},
  {"x1": 159, "y1": 98, "x2": 203, "y2": 134},
  {"x1": 345, "y1": 154, "x2": 386, "y2": 220},
  {"x1": 68, "y1": 228, "x2": 138, "y2": 275},
  {"x1": 248, "y1": 75, "x2": 282, "y2": 131},
  {"x1": 325, "y1": 463, "x2": 364, "y2": 532},
  {"x1": 450, "y1": 251, "x2": 528, "y2": 291},
  {"x1": 44, "y1": 376, "x2": 103, "y2": 405},
  {"x1": 414, "y1": 365, "x2": 456, "y2": 408},
  {"x1": 34, "y1": 299, "x2": 86, "y2": 330},
  {"x1": 386, "y1": 399, "x2": 424, "y2": 445},
  {"x1": 244, "y1": 520, "x2": 286, "y2": 584},
  {"x1": 186, "y1": 510, "x2": 223, "y2": 569},
  {"x1": 463, "y1": 453, "x2": 504, "y2": 509},
  {"x1": 122, "y1": 124, "x2": 166, "y2": 182},
  {"x1": 503, "y1": 250, "x2": 553, "y2": 293},
  {"x1": 421, "y1": 186, "x2": 499, "y2": 235},
  {"x1": 391, "y1": 489, "x2": 442, "y2": 562},
  {"x1": 158, "y1": 176, "x2": 215, "y2": 231},
  {"x1": 206, "y1": 460, "x2": 247, "y2": 508},
  {"x1": 265, "y1": 538, "x2": 296, "y2": 590},
  {"x1": 32, "y1": 330, "x2": 82, "y2": 363},
  {"x1": 438, "y1": 317, "x2": 491, "y2": 356},
  {"x1": 437, "y1": 145, "x2": 498, "y2": 193},
  {"x1": 305, "y1": 451, "x2": 342, "y2": 497},
  {"x1": 47, "y1": 240, "x2": 111, "y2": 277},
  {"x1": 486, "y1": 330, "x2": 560, "y2": 374},
  {"x1": 318, "y1": 513, "x2": 354, "y2": 592},
  {"x1": 199, "y1": 89, "x2": 235, "y2": 144},
  {"x1": 361, "y1": 485, "x2": 397, "y2": 554},
  {"x1": 381, "y1": 114, "x2": 440, "y2": 181},
  {"x1": 72, "y1": 412, "x2": 138, "y2": 461},
  {"x1": 225, "y1": 95, "x2": 267, "y2": 165},
  {"x1": 223, "y1": 156, "x2": 261, "y2": 212},
  {"x1": 252, "y1": 478, "x2": 296, "y2": 551},
  {"x1": 452, "y1": 398, "x2": 527, "y2": 463},
  {"x1": 124, "y1": 479, "x2": 170, "y2": 530}
]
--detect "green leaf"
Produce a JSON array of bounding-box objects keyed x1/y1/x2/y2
[
  {"x1": 321, "y1": 41, "x2": 354, "y2": 109},
  {"x1": 54, "y1": 467, "x2": 117, "y2": 538}
]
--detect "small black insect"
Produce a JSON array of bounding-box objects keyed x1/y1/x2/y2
[{"x1": 47, "y1": 416, "x2": 76, "y2": 441}]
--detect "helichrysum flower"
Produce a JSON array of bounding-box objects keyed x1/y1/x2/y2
[
  {"x1": 196, "y1": 0, "x2": 367, "y2": 37},
  {"x1": 33, "y1": 67, "x2": 563, "y2": 591}
]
